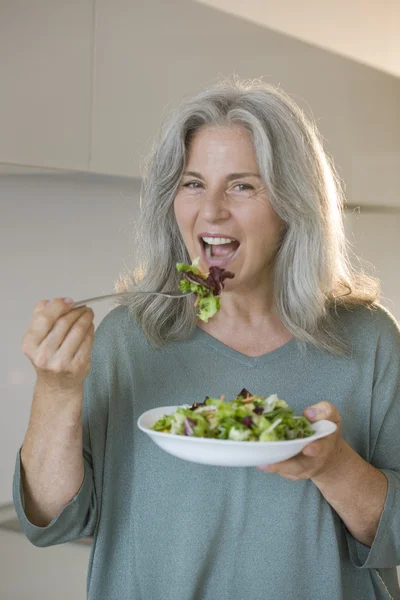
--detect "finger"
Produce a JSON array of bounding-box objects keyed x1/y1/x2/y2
[
  {"x1": 263, "y1": 462, "x2": 304, "y2": 477},
  {"x1": 23, "y1": 298, "x2": 78, "y2": 357},
  {"x1": 36, "y1": 304, "x2": 88, "y2": 355},
  {"x1": 302, "y1": 438, "x2": 325, "y2": 457},
  {"x1": 52, "y1": 308, "x2": 95, "y2": 361},
  {"x1": 72, "y1": 321, "x2": 94, "y2": 358},
  {"x1": 257, "y1": 464, "x2": 272, "y2": 472},
  {"x1": 33, "y1": 297, "x2": 73, "y2": 315},
  {"x1": 303, "y1": 401, "x2": 341, "y2": 424},
  {"x1": 70, "y1": 322, "x2": 95, "y2": 372},
  {"x1": 33, "y1": 300, "x2": 49, "y2": 314},
  {"x1": 259, "y1": 453, "x2": 308, "y2": 475}
]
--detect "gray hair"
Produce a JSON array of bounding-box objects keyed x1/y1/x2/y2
[{"x1": 115, "y1": 76, "x2": 380, "y2": 355}]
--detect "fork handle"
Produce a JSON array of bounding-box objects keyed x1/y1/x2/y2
[{"x1": 73, "y1": 292, "x2": 130, "y2": 308}]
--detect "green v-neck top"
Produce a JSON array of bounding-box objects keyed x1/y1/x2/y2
[{"x1": 13, "y1": 303, "x2": 400, "y2": 599}]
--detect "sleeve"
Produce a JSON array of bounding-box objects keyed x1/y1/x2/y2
[
  {"x1": 12, "y1": 309, "x2": 114, "y2": 548},
  {"x1": 12, "y1": 444, "x2": 97, "y2": 547},
  {"x1": 346, "y1": 307, "x2": 400, "y2": 569}
]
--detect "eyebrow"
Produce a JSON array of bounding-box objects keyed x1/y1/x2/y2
[{"x1": 182, "y1": 171, "x2": 260, "y2": 181}]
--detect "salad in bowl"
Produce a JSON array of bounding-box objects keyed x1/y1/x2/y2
[
  {"x1": 137, "y1": 390, "x2": 336, "y2": 467},
  {"x1": 150, "y1": 389, "x2": 315, "y2": 442}
]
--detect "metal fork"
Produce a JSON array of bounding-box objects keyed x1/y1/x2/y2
[{"x1": 73, "y1": 290, "x2": 194, "y2": 309}]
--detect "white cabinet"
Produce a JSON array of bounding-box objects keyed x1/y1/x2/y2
[
  {"x1": 90, "y1": 0, "x2": 240, "y2": 178},
  {"x1": 1, "y1": 0, "x2": 399, "y2": 197},
  {"x1": 0, "y1": 0, "x2": 93, "y2": 171},
  {"x1": 90, "y1": 0, "x2": 346, "y2": 178},
  {"x1": 89, "y1": 0, "x2": 400, "y2": 197},
  {"x1": 90, "y1": 0, "x2": 355, "y2": 179}
]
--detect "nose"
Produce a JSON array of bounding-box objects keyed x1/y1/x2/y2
[{"x1": 199, "y1": 189, "x2": 230, "y2": 222}]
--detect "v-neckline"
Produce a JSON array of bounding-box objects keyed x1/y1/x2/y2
[{"x1": 192, "y1": 325, "x2": 299, "y2": 368}]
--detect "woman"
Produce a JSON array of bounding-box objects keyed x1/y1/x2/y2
[{"x1": 14, "y1": 77, "x2": 400, "y2": 599}]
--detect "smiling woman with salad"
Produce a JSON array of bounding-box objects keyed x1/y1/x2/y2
[{"x1": 14, "y1": 77, "x2": 400, "y2": 600}]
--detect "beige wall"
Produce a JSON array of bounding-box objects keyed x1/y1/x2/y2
[
  {"x1": 0, "y1": 173, "x2": 141, "y2": 505},
  {"x1": 344, "y1": 210, "x2": 400, "y2": 320}
]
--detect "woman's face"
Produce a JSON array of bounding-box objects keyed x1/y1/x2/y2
[{"x1": 174, "y1": 124, "x2": 285, "y2": 290}]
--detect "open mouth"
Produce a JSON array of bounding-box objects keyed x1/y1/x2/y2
[{"x1": 199, "y1": 235, "x2": 240, "y2": 265}]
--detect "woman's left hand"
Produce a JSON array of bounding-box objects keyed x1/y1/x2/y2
[{"x1": 257, "y1": 401, "x2": 345, "y2": 480}]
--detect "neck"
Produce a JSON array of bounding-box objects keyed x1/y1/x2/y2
[
  {"x1": 198, "y1": 285, "x2": 286, "y2": 334},
  {"x1": 196, "y1": 287, "x2": 293, "y2": 357}
]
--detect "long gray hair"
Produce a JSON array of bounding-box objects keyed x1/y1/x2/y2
[{"x1": 115, "y1": 76, "x2": 379, "y2": 355}]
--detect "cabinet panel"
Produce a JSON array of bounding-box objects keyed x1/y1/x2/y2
[
  {"x1": 90, "y1": 0, "x2": 354, "y2": 179},
  {"x1": 91, "y1": 0, "x2": 400, "y2": 214},
  {"x1": 0, "y1": 0, "x2": 93, "y2": 170}
]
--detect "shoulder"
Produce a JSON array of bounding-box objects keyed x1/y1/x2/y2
[
  {"x1": 333, "y1": 303, "x2": 400, "y2": 350},
  {"x1": 95, "y1": 305, "x2": 135, "y2": 335},
  {"x1": 93, "y1": 305, "x2": 151, "y2": 354}
]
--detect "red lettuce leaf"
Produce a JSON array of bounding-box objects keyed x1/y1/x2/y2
[{"x1": 180, "y1": 266, "x2": 234, "y2": 296}]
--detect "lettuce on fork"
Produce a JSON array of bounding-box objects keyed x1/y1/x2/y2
[{"x1": 176, "y1": 257, "x2": 234, "y2": 322}]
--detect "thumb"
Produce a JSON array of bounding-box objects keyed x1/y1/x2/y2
[{"x1": 303, "y1": 401, "x2": 341, "y2": 424}]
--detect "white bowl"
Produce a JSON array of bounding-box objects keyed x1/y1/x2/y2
[{"x1": 137, "y1": 405, "x2": 337, "y2": 467}]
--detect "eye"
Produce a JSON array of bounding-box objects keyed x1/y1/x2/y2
[
  {"x1": 183, "y1": 181, "x2": 203, "y2": 189},
  {"x1": 181, "y1": 181, "x2": 255, "y2": 193},
  {"x1": 233, "y1": 183, "x2": 254, "y2": 192}
]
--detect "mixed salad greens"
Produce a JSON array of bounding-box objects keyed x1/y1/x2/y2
[
  {"x1": 151, "y1": 389, "x2": 315, "y2": 441},
  {"x1": 177, "y1": 257, "x2": 234, "y2": 322}
]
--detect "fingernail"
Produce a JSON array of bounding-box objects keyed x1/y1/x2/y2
[
  {"x1": 46, "y1": 299, "x2": 53, "y2": 305},
  {"x1": 256, "y1": 465, "x2": 269, "y2": 472},
  {"x1": 306, "y1": 407, "x2": 317, "y2": 418},
  {"x1": 64, "y1": 297, "x2": 74, "y2": 304}
]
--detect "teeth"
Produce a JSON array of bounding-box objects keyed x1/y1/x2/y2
[{"x1": 202, "y1": 236, "x2": 235, "y2": 245}]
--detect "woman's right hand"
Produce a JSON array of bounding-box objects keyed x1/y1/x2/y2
[{"x1": 22, "y1": 298, "x2": 95, "y2": 392}]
